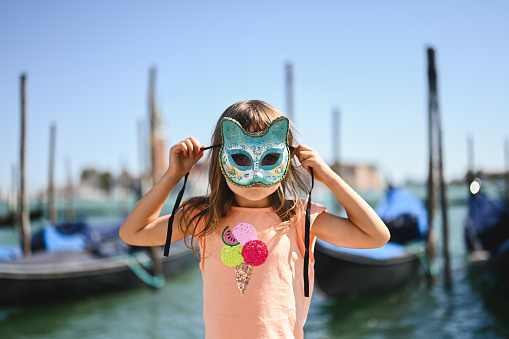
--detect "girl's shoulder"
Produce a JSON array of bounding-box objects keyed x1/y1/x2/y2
[
  {"x1": 182, "y1": 196, "x2": 209, "y2": 213},
  {"x1": 180, "y1": 196, "x2": 209, "y2": 229},
  {"x1": 295, "y1": 198, "x2": 326, "y2": 220}
]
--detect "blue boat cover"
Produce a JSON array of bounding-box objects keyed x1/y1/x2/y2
[
  {"x1": 0, "y1": 245, "x2": 23, "y2": 260},
  {"x1": 465, "y1": 192, "x2": 509, "y2": 252},
  {"x1": 43, "y1": 223, "x2": 87, "y2": 252},
  {"x1": 375, "y1": 188, "x2": 429, "y2": 238},
  {"x1": 317, "y1": 239, "x2": 408, "y2": 260}
]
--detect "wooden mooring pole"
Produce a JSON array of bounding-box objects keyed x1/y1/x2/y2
[
  {"x1": 48, "y1": 123, "x2": 57, "y2": 224},
  {"x1": 332, "y1": 108, "x2": 340, "y2": 168},
  {"x1": 65, "y1": 157, "x2": 75, "y2": 220},
  {"x1": 426, "y1": 49, "x2": 436, "y2": 286},
  {"x1": 147, "y1": 67, "x2": 163, "y2": 282},
  {"x1": 19, "y1": 73, "x2": 31, "y2": 256},
  {"x1": 285, "y1": 62, "x2": 294, "y2": 122},
  {"x1": 11, "y1": 164, "x2": 20, "y2": 235},
  {"x1": 426, "y1": 47, "x2": 451, "y2": 289},
  {"x1": 505, "y1": 138, "x2": 509, "y2": 204}
]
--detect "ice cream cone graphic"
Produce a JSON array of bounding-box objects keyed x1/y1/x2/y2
[
  {"x1": 234, "y1": 262, "x2": 253, "y2": 295},
  {"x1": 222, "y1": 223, "x2": 268, "y2": 296}
]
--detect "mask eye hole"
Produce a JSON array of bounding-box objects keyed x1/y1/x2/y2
[
  {"x1": 261, "y1": 153, "x2": 280, "y2": 166},
  {"x1": 231, "y1": 153, "x2": 252, "y2": 166}
]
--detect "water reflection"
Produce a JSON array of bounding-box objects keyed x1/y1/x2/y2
[{"x1": 306, "y1": 267, "x2": 509, "y2": 338}]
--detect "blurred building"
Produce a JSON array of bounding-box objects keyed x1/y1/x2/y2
[{"x1": 331, "y1": 163, "x2": 385, "y2": 191}]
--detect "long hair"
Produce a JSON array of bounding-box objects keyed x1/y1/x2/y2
[{"x1": 179, "y1": 100, "x2": 309, "y2": 254}]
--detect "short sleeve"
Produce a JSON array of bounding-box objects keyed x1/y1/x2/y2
[{"x1": 295, "y1": 200, "x2": 326, "y2": 262}]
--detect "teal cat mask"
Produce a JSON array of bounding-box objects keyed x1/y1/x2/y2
[{"x1": 219, "y1": 116, "x2": 290, "y2": 187}]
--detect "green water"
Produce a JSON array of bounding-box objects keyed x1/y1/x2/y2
[
  {"x1": 1, "y1": 194, "x2": 509, "y2": 338},
  {"x1": 0, "y1": 266, "x2": 205, "y2": 338}
]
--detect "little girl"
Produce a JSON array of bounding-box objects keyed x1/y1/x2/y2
[{"x1": 120, "y1": 100, "x2": 390, "y2": 338}]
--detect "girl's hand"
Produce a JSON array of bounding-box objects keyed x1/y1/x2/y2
[
  {"x1": 167, "y1": 137, "x2": 205, "y2": 178},
  {"x1": 292, "y1": 144, "x2": 336, "y2": 184}
]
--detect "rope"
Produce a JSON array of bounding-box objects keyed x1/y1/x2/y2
[
  {"x1": 123, "y1": 252, "x2": 166, "y2": 289},
  {"x1": 405, "y1": 241, "x2": 439, "y2": 277}
]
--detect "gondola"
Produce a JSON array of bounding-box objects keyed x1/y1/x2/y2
[
  {"x1": 0, "y1": 208, "x2": 44, "y2": 226},
  {"x1": 0, "y1": 221, "x2": 196, "y2": 306},
  {"x1": 315, "y1": 187, "x2": 429, "y2": 298},
  {"x1": 464, "y1": 178, "x2": 509, "y2": 292}
]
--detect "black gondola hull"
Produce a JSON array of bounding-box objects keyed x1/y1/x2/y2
[
  {"x1": 0, "y1": 245, "x2": 197, "y2": 306},
  {"x1": 314, "y1": 241, "x2": 426, "y2": 298}
]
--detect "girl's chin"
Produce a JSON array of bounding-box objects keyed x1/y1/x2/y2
[{"x1": 227, "y1": 181, "x2": 279, "y2": 202}]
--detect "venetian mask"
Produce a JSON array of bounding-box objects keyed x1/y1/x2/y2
[{"x1": 219, "y1": 116, "x2": 290, "y2": 187}]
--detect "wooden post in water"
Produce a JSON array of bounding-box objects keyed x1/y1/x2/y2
[
  {"x1": 332, "y1": 108, "x2": 341, "y2": 174},
  {"x1": 19, "y1": 73, "x2": 31, "y2": 256},
  {"x1": 285, "y1": 62, "x2": 294, "y2": 122},
  {"x1": 48, "y1": 123, "x2": 57, "y2": 224},
  {"x1": 505, "y1": 138, "x2": 509, "y2": 204},
  {"x1": 426, "y1": 49, "x2": 436, "y2": 286},
  {"x1": 467, "y1": 135, "x2": 474, "y2": 180},
  {"x1": 11, "y1": 164, "x2": 19, "y2": 233},
  {"x1": 149, "y1": 67, "x2": 157, "y2": 185},
  {"x1": 65, "y1": 157, "x2": 75, "y2": 220},
  {"x1": 137, "y1": 120, "x2": 147, "y2": 200},
  {"x1": 147, "y1": 67, "x2": 163, "y2": 282},
  {"x1": 426, "y1": 47, "x2": 452, "y2": 289},
  {"x1": 435, "y1": 76, "x2": 451, "y2": 290}
]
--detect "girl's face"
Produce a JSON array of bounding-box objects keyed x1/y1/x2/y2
[
  {"x1": 227, "y1": 180, "x2": 280, "y2": 207},
  {"x1": 219, "y1": 117, "x2": 290, "y2": 188}
]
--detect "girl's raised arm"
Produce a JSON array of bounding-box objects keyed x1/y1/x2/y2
[
  {"x1": 293, "y1": 144, "x2": 390, "y2": 249},
  {"x1": 119, "y1": 137, "x2": 205, "y2": 247}
]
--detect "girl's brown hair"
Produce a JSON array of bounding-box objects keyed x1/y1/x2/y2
[{"x1": 179, "y1": 100, "x2": 309, "y2": 254}]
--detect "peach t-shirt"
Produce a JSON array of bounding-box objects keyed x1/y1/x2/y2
[{"x1": 198, "y1": 202, "x2": 325, "y2": 339}]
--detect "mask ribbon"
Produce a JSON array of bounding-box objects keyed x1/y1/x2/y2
[
  {"x1": 163, "y1": 144, "x2": 220, "y2": 257},
  {"x1": 304, "y1": 167, "x2": 314, "y2": 298}
]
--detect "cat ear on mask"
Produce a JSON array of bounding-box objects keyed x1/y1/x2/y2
[
  {"x1": 221, "y1": 116, "x2": 290, "y2": 146},
  {"x1": 221, "y1": 118, "x2": 245, "y2": 146},
  {"x1": 266, "y1": 117, "x2": 289, "y2": 145}
]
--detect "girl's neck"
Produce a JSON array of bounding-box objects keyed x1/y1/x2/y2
[{"x1": 233, "y1": 194, "x2": 271, "y2": 208}]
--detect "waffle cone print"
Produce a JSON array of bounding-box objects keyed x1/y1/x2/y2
[
  {"x1": 221, "y1": 223, "x2": 268, "y2": 295},
  {"x1": 234, "y1": 262, "x2": 253, "y2": 295}
]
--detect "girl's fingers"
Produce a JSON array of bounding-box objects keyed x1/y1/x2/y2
[
  {"x1": 294, "y1": 150, "x2": 316, "y2": 167},
  {"x1": 300, "y1": 159, "x2": 314, "y2": 170},
  {"x1": 184, "y1": 139, "x2": 195, "y2": 157},
  {"x1": 172, "y1": 137, "x2": 204, "y2": 158},
  {"x1": 189, "y1": 137, "x2": 203, "y2": 156},
  {"x1": 297, "y1": 150, "x2": 314, "y2": 160},
  {"x1": 178, "y1": 141, "x2": 188, "y2": 156},
  {"x1": 292, "y1": 144, "x2": 314, "y2": 159}
]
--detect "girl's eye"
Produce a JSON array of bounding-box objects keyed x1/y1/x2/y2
[
  {"x1": 261, "y1": 153, "x2": 280, "y2": 166},
  {"x1": 231, "y1": 154, "x2": 251, "y2": 166}
]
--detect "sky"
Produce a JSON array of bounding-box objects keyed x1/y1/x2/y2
[{"x1": 1, "y1": 1, "x2": 508, "y2": 194}]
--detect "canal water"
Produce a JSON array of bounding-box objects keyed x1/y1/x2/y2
[{"x1": 0, "y1": 188, "x2": 508, "y2": 338}]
